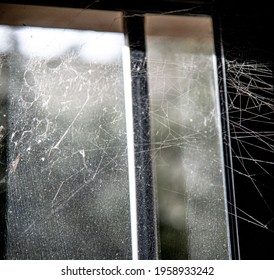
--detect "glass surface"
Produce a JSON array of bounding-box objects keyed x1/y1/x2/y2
[
  {"x1": 0, "y1": 9, "x2": 131, "y2": 259},
  {"x1": 146, "y1": 15, "x2": 230, "y2": 259}
]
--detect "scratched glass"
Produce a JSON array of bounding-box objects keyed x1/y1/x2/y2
[
  {"x1": 146, "y1": 15, "x2": 230, "y2": 259},
  {"x1": 0, "y1": 9, "x2": 132, "y2": 259},
  {"x1": 0, "y1": 5, "x2": 231, "y2": 260}
]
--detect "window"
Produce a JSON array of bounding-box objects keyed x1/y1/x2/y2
[
  {"x1": 1, "y1": 0, "x2": 274, "y2": 260},
  {"x1": 146, "y1": 14, "x2": 229, "y2": 259},
  {"x1": 0, "y1": 7, "x2": 133, "y2": 260}
]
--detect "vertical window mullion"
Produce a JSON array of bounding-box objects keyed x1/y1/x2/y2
[
  {"x1": 124, "y1": 14, "x2": 158, "y2": 260},
  {"x1": 212, "y1": 14, "x2": 240, "y2": 260}
]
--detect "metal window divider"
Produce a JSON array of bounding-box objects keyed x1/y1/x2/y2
[{"x1": 123, "y1": 13, "x2": 159, "y2": 260}]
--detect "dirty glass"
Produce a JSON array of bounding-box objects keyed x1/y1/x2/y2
[
  {"x1": 0, "y1": 4, "x2": 232, "y2": 260},
  {"x1": 146, "y1": 15, "x2": 230, "y2": 259},
  {"x1": 0, "y1": 9, "x2": 132, "y2": 259}
]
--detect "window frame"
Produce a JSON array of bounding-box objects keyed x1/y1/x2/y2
[
  {"x1": 0, "y1": 0, "x2": 238, "y2": 261},
  {"x1": 1, "y1": 0, "x2": 273, "y2": 260}
]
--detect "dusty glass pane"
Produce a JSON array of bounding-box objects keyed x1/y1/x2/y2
[
  {"x1": 146, "y1": 15, "x2": 230, "y2": 259},
  {"x1": 0, "y1": 10, "x2": 131, "y2": 260}
]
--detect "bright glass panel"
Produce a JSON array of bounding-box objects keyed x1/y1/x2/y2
[
  {"x1": 146, "y1": 14, "x2": 230, "y2": 260},
  {"x1": 0, "y1": 9, "x2": 131, "y2": 260}
]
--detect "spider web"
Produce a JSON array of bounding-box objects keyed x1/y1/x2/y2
[{"x1": 224, "y1": 58, "x2": 274, "y2": 231}]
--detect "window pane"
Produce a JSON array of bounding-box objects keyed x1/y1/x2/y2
[
  {"x1": 145, "y1": 15, "x2": 230, "y2": 259},
  {"x1": 0, "y1": 9, "x2": 132, "y2": 259}
]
